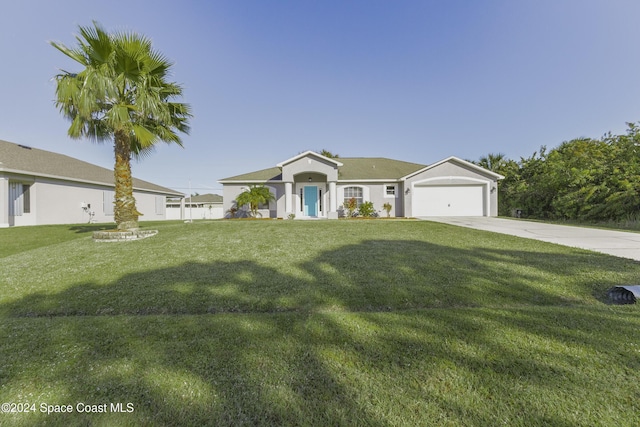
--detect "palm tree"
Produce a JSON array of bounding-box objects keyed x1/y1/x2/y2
[
  {"x1": 51, "y1": 22, "x2": 191, "y2": 230},
  {"x1": 476, "y1": 153, "x2": 507, "y2": 173},
  {"x1": 236, "y1": 185, "x2": 275, "y2": 217}
]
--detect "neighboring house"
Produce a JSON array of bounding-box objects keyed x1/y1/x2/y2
[
  {"x1": 166, "y1": 193, "x2": 223, "y2": 220},
  {"x1": 219, "y1": 151, "x2": 504, "y2": 219},
  {"x1": 0, "y1": 139, "x2": 183, "y2": 227}
]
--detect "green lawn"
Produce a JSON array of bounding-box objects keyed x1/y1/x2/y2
[{"x1": 1, "y1": 220, "x2": 639, "y2": 426}]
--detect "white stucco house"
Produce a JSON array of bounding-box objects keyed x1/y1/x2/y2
[
  {"x1": 0, "y1": 139, "x2": 183, "y2": 227},
  {"x1": 219, "y1": 151, "x2": 504, "y2": 219},
  {"x1": 166, "y1": 193, "x2": 224, "y2": 220}
]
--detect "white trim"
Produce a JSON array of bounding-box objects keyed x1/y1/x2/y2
[
  {"x1": 285, "y1": 182, "x2": 293, "y2": 214},
  {"x1": 338, "y1": 184, "x2": 369, "y2": 206},
  {"x1": 383, "y1": 183, "x2": 398, "y2": 199}
]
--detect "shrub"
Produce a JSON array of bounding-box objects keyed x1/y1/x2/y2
[
  {"x1": 382, "y1": 202, "x2": 392, "y2": 217},
  {"x1": 358, "y1": 201, "x2": 375, "y2": 217},
  {"x1": 344, "y1": 198, "x2": 358, "y2": 217}
]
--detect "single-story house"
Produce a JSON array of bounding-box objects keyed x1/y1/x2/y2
[
  {"x1": 0, "y1": 139, "x2": 183, "y2": 227},
  {"x1": 219, "y1": 151, "x2": 504, "y2": 219},
  {"x1": 166, "y1": 193, "x2": 224, "y2": 220}
]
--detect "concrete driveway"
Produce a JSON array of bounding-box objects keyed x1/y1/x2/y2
[{"x1": 423, "y1": 217, "x2": 640, "y2": 261}]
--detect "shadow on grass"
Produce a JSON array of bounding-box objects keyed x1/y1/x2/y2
[
  {"x1": 3, "y1": 240, "x2": 611, "y2": 317},
  {"x1": 1, "y1": 239, "x2": 640, "y2": 425},
  {"x1": 68, "y1": 224, "x2": 115, "y2": 234}
]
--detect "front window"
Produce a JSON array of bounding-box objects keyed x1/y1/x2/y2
[
  {"x1": 343, "y1": 186, "x2": 363, "y2": 207},
  {"x1": 385, "y1": 185, "x2": 396, "y2": 197},
  {"x1": 23, "y1": 184, "x2": 31, "y2": 214},
  {"x1": 104, "y1": 190, "x2": 114, "y2": 215}
]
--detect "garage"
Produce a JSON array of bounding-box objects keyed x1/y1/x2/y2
[{"x1": 413, "y1": 184, "x2": 485, "y2": 217}]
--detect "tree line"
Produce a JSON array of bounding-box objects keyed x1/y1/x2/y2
[{"x1": 475, "y1": 123, "x2": 640, "y2": 222}]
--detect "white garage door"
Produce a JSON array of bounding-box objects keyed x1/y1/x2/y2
[{"x1": 413, "y1": 185, "x2": 484, "y2": 216}]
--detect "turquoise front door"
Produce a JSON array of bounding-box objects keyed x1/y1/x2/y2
[{"x1": 304, "y1": 186, "x2": 318, "y2": 216}]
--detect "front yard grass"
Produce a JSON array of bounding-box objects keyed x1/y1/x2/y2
[{"x1": 1, "y1": 220, "x2": 639, "y2": 426}]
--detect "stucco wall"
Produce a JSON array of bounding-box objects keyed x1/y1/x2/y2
[
  {"x1": 336, "y1": 182, "x2": 403, "y2": 217},
  {"x1": 3, "y1": 173, "x2": 173, "y2": 226}
]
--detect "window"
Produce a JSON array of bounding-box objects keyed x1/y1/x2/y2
[
  {"x1": 22, "y1": 185, "x2": 31, "y2": 213},
  {"x1": 385, "y1": 184, "x2": 397, "y2": 198},
  {"x1": 155, "y1": 196, "x2": 165, "y2": 215},
  {"x1": 8, "y1": 182, "x2": 23, "y2": 216},
  {"x1": 343, "y1": 186, "x2": 363, "y2": 207},
  {"x1": 9, "y1": 183, "x2": 31, "y2": 216},
  {"x1": 103, "y1": 190, "x2": 114, "y2": 215}
]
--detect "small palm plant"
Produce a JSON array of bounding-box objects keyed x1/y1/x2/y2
[
  {"x1": 236, "y1": 185, "x2": 275, "y2": 217},
  {"x1": 382, "y1": 202, "x2": 392, "y2": 218}
]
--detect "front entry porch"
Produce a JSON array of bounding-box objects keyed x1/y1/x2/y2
[{"x1": 284, "y1": 176, "x2": 339, "y2": 219}]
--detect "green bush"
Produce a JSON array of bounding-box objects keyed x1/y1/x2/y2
[{"x1": 358, "y1": 201, "x2": 375, "y2": 217}]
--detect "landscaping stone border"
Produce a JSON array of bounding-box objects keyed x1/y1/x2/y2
[{"x1": 93, "y1": 229, "x2": 158, "y2": 242}]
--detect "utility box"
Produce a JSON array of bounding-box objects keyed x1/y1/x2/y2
[{"x1": 608, "y1": 286, "x2": 640, "y2": 304}]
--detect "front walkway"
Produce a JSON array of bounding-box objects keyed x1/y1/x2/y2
[{"x1": 423, "y1": 217, "x2": 640, "y2": 261}]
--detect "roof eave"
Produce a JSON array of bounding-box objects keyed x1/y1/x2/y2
[
  {"x1": 338, "y1": 178, "x2": 402, "y2": 183},
  {"x1": 0, "y1": 167, "x2": 184, "y2": 196},
  {"x1": 218, "y1": 179, "x2": 283, "y2": 184}
]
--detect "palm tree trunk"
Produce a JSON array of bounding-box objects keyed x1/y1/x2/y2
[{"x1": 114, "y1": 130, "x2": 139, "y2": 230}]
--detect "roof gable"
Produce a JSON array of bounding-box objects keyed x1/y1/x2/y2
[
  {"x1": 276, "y1": 150, "x2": 343, "y2": 168},
  {"x1": 402, "y1": 156, "x2": 504, "y2": 180}
]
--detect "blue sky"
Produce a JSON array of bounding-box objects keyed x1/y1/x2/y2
[{"x1": 2, "y1": 1, "x2": 640, "y2": 195}]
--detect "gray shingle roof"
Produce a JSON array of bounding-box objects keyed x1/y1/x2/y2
[
  {"x1": 220, "y1": 167, "x2": 283, "y2": 182},
  {"x1": 337, "y1": 158, "x2": 426, "y2": 180},
  {"x1": 219, "y1": 157, "x2": 426, "y2": 182},
  {"x1": 0, "y1": 139, "x2": 182, "y2": 196}
]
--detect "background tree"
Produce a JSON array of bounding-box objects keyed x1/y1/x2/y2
[
  {"x1": 482, "y1": 122, "x2": 640, "y2": 222},
  {"x1": 51, "y1": 22, "x2": 191, "y2": 230},
  {"x1": 319, "y1": 149, "x2": 339, "y2": 158},
  {"x1": 236, "y1": 185, "x2": 275, "y2": 217},
  {"x1": 476, "y1": 152, "x2": 507, "y2": 172}
]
